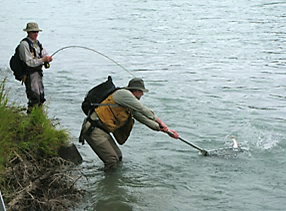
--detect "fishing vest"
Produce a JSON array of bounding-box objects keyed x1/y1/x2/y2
[
  {"x1": 94, "y1": 94, "x2": 134, "y2": 145},
  {"x1": 95, "y1": 93, "x2": 134, "y2": 144},
  {"x1": 26, "y1": 39, "x2": 43, "y2": 73}
]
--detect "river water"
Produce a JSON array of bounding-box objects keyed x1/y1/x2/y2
[{"x1": 1, "y1": 0, "x2": 286, "y2": 210}]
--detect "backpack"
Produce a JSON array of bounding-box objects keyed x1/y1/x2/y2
[
  {"x1": 81, "y1": 76, "x2": 118, "y2": 115},
  {"x1": 9, "y1": 38, "x2": 43, "y2": 81}
]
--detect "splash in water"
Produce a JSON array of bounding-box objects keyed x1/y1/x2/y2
[{"x1": 206, "y1": 138, "x2": 245, "y2": 159}]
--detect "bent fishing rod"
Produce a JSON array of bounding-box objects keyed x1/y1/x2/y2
[{"x1": 50, "y1": 45, "x2": 135, "y2": 77}]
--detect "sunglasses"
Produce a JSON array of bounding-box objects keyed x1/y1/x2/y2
[{"x1": 30, "y1": 31, "x2": 39, "y2": 33}]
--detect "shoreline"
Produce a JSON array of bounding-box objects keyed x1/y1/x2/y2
[{"x1": 0, "y1": 78, "x2": 84, "y2": 211}]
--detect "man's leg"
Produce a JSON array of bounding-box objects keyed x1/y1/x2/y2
[
  {"x1": 25, "y1": 72, "x2": 45, "y2": 113},
  {"x1": 85, "y1": 126, "x2": 122, "y2": 171}
]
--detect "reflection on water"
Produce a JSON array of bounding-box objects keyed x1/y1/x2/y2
[
  {"x1": 80, "y1": 165, "x2": 138, "y2": 211},
  {"x1": 90, "y1": 174, "x2": 133, "y2": 211}
]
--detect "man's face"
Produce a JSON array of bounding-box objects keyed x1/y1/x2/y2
[
  {"x1": 133, "y1": 90, "x2": 144, "y2": 100},
  {"x1": 28, "y1": 31, "x2": 39, "y2": 41}
]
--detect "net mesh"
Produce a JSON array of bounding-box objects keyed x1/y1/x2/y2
[{"x1": 206, "y1": 147, "x2": 244, "y2": 159}]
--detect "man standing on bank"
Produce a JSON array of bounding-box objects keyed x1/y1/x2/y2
[
  {"x1": 19, "y1": 22, "x2": 53, "y2": 113},
  {"x1": 81, "y1": 78, "x2": 179, "y2": 171}
]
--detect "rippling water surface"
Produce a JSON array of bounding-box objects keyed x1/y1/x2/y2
[{"x1": 1, "y1": 0, "x2": 286, "y2": 210}]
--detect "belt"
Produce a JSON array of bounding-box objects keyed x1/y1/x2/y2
[
  {"x1": 86, "y1": 113, "x2": 109, "y2": 135},
  {"x1": 79, "y1": 114, "x2": 102, "y2": 145},
  {"x1": 86, "y1": 116, "x2": 100, "y2": 136}
]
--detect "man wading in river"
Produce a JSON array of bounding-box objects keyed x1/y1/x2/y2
[
  {"x1": 19, "y1": 22, "x2": 53, "y2": 113},
  {"x1": 80, "y1": 78, "x2": 179, "y2": 171}
]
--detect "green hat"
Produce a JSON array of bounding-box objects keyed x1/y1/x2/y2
[
  {"x1": 23, "y1": 22, "x2": 42, "y2": 32},
  {"x1": 125, "y1": 78, "x2": 149, "y2": 93}
]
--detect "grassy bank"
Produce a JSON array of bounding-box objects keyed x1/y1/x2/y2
[
  {"x1": 0, "y1": 78, "x2": 69, "y2": 172},
  {"x1": 0, "y1": 78, "x2": 82, "y2": 210}
]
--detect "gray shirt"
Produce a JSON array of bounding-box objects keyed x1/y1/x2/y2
[
  {"x1": 113, "y1": 89, "x2": 160, "y2": 131},
  {"x1": 18, "y1": 37, "x2": 48, "y2": 67}
]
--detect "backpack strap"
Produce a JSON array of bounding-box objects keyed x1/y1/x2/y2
[
  {"x1": 22, "y1": 38, "x2": 43, "y2": 57},
  {"x1": 38, "y1": 41, "x2": 43, "y2": 56}
]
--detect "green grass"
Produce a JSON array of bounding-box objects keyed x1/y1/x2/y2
[{"x1": 0, "y1": 78, "x2": 71, "y2": 172}]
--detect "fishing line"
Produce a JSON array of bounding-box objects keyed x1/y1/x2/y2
[{"x1": 50, "y1": 46, "x2": 135, "y2": 77}]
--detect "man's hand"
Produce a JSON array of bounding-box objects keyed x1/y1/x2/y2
[
  {"x1": 156, "y1": 118, "x2": 168, "y2": 132},
  {"x1": 167, "y1": 130, "x2": 179, "y2": 139},
  {"x1": 42, "y1": 56, "x2": 53, "y2": 63},
  {"x1": 156, "y1": 118, "x2": 179, "y2": 139}
]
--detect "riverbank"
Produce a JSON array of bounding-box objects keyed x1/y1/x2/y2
[{"x1": 0, "y1": 78, "x2": 83, "y2": 211}]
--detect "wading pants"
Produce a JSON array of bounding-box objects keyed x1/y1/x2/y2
[
  {"x1": 24, "y1": 71, "x2": 45, "y2": 111},
  {"x1": 83, "y1": 112, "x2": 122, "y2": 171}
]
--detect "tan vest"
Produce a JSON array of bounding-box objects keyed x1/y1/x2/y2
[{"x1": 95, "y1": 93, "x2": 134, "y2": 145}]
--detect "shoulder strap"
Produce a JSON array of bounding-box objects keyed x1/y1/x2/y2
[
  {"x1": 37, "y1": 40, "x2": 43, "y2": 55},
  {"x1": 21, "y1": 38, "x2": 33, "y2": 53},
  {"x1": 21, "y1": 38, "x2": 42, "y2": 55}
]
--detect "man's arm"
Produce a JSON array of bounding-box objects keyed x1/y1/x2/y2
[
  {"x1": 113, "y1": 89, "x2": 179, "y2": 139},
  {"x1": 113, "y1": 89, "x2": 158, "y2": 121},
  {"x1": 132, "y1": 111, "x2": 160, "y2": 131}
]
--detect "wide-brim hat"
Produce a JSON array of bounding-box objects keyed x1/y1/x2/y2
[
  {"x1": 125, "y1": 78, "x2": 149, "y2": 93},
  {"x1": 23, "y1": 22, "x2": 42, "y2": 32}
]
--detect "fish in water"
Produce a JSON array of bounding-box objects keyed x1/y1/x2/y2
[
  {"x1": 231, "y1": 138, "x2": 243, "y2": 152},
  {"x1": 232, "y1": 138, "x2": 239, "y2": 148},
  {"x1": 206, "y1": 137, "x2": 243, "y2": 157}
]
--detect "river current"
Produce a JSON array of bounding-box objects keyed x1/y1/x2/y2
[{"x1": 1, "y1": 0, "x2": 286, "y2": 210}]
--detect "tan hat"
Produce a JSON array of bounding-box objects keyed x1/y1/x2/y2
[
  {"x1": 23, "y1": 22, "x2": 42, "y2": 32},
  {"x1": 125, "y1": 78, "x2": 149, "y2": 93}
]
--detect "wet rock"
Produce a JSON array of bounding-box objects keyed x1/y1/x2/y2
[{"x1": 58, "y1": 143, "x2": 83, "y2": 165}]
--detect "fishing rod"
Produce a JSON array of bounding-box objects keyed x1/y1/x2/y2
[{"x1": 50, "y1": 45, "x2": 135, "y2": 77}]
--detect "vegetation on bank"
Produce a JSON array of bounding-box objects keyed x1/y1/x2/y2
[
  {"x1": 0, "y1": 78, "x2": 83, "y2": 211},
  {"x1": 0, "y1": 77, "x2": 68, "y2": 172}
]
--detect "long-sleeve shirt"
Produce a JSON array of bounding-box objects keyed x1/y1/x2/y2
[
  {"x1": 18, "y1": 37, "x2": 48, "y2": 68},
  {"x1": 113, "y1": 89, "x2": 160, "y2": 131}
]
